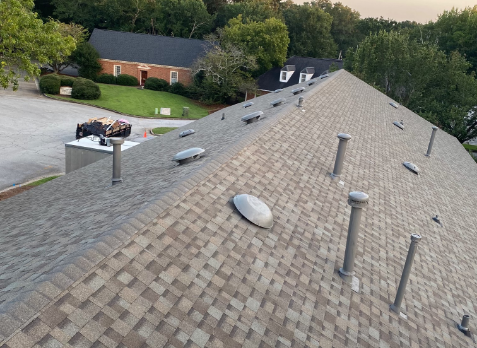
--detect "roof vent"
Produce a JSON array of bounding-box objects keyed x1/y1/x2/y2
[
  {"x1": 432, "y1": 215, "x2": 443, "y2": 227},
  {"x1": 179, "y1": 129, "x2": 195, "y2": 138},
  {"x1": 172, "y1": 147, "x2": 205, "y2": 165},
  {"x1": 393, "y1": 121, "x2": 404, "y2": 130},
  {"x1": 243, "y1": 101, "x2": 254, "y2": 108},
  {"x1": 241, "y1": 111, "x2": 263, "y2": 124},
  {"x1": 270, "y1": 98, "x2": 286, "y2": 107},
  {"x1": 403, "y1": 161, "x2": 419, "y2": 175},
  {"x1": 274, "y1": 89, "x2": 283, "y2": 93},
  {"x1": 458, "y1": 315, "x2": 471, "y2": 336},
  {"x1": 291, "y1": 87, "x2": 305, "y2": 95},
  {"x1": 390, "y1": 102, "x2": 399, "y2": 108},
  {"x1": 221, "y1": 113, "x2": 225, "y2": 120},
  {"x1": 320, "y1": 74, "x2": 329, "y2": 79},
  {"x1": 233, "y1": 194, "x2": 273, "y2": 228},
  {"x1": 307, "y1": 80, "x2": 316, "y2": 86}
]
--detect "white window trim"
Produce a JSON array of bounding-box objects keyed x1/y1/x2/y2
[
  {"x1": 114, "y1": 65, "x2": 121, "y2": 77},
  {"x1": 170, "y1": 71, "x2": 178, "y2": 84},
  {"x1": 279, "y1": 70, "x2": 294, "y2": 83},
  {"x1": 300, "y1": 73, "x2": 313, "y2": 83}
]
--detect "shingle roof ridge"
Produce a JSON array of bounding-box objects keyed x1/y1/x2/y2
[
  {"x1": 0, "y1": 71, "x2": 343, "y2": 341},
  {"x1": 91, "y1": 28, "x2": 206, "y2": 43}
]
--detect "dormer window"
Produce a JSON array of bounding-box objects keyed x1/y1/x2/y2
[
  {"x1": 280, "y1": 65, "x2": 295, "y2": 82},
  {"x1": 300, "y1": 67, "x2": 314, "y2": 83}
]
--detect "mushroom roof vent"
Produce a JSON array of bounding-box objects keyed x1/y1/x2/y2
[
  {"x1": 270, "y1": 98, "x2": 286, "y2": 107},
  {"x1": 307, "y1": 80, "x2": 316, "y2": 86},
  {"x1": 320, "y1": 73, "x2": 329, "y2": 79},
  {"x1": 274, "y1": 89, "x2": 283, "y2": 93},
  {"x1": 241, "y1": 111, "x2": 263, "y2": 124},
  {"x1": 233, "y1": 194, "x2": 273, "y2": 228},
  {"x1": 179, "y1": 129, "x2": 195, "y2": 138},
  {"x1": 173, "y1": 147, "x2": 205, "y2": 165},
  {"x1": 393, "y1": 121, "x2": 404, "y2": 130},
  {"x1": 292, "y1": 87, "x2": 305, "y2": 95},
  {"x1": 243, "y1": 101, "x2": 254, "y2": 108},
  {"x1": 403, "y1": 161, "x2": 420, "y2": 175},
  {"x1": 390, "y1": 102, "x2": 399, "y2": 108}
]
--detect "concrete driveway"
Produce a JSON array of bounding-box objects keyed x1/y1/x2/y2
[{"x1": 0, "y1": 88, "x2": 194, "y2": 191}]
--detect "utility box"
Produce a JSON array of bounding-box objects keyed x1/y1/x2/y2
[{"x1": 65, "y1": 137, "x2": 139, "y2": 173}]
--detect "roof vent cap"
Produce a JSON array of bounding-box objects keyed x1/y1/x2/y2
[
  {"x1": 233, "y1": 194, "x2": 273, "y2": 228},
  {"x1": 320, "y1": 73, "x2": 329, "y2": 79},
  {"x1": 348, "y1": 191, "x2": 369, "y2": 208},
  {"x1": 390, "y1": 102, "x2": 399, "y2": 108},
  {"x1": 173, "y1": 147, "x2": 205, "y2": 164},
  {"x1": 243, "y1": 101, "x2": 254, "y2": 108},
  {"x1": 179, "y1": 129, "x2": 195, "y2": 138},
  {"x1": 291, "y1": 87, "x2": 305, "y2": 95},
  {"x1": 307, "y1": 79, "x2": 316, "y2": 86},
  {"x1": 403, "y1": 161, "x2": 420, "y2": 175},
  {"x1": 241, "y1": 111, "x2": 263, "y2": 124},
  {"x1": 393, "y1": 121, "x2": 404, "y2": 130},
  {"x1": 274, "y1": 89, "x2": 283, "y2": 93},
  {"x1": 270, "y1": 98, "x2": 286, "y2": 107}
]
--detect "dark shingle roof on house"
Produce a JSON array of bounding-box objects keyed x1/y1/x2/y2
[
  {"x1": 1, "y1": 71, "x2": 477, "y2": 347},
  {"x1": 88, "y1": 29, "x2": 208, "y2": 68},
  {"x1": 258, "y1": 56, "x2": 343, "y2": 91}
]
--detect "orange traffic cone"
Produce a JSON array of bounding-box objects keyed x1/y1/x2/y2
[{"x1": 143, "y1": 130, "x2": 147, "y2": 138}]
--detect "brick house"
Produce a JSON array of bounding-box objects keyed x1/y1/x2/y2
[{"x1": 88, "y1": 29, "x2": 207, "y2": 86}]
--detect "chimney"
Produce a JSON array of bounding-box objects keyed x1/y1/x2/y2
[
  {"x1": 390, "y1": 233, "x2": 421, "y2": 316},
  {"x1": 110, "y1": 138, "x2": 124, "y2": 186},
  {"x1": 425, "y1": 126, "x2": 438, "y2": 157},
  {"x1": 339, "y1": 191, "x2": 369, "y2": 292},
  {"x1": 330, "y1": 133, "x2": 351, "y2": 179},
  {"x1": 297, "y1": 96, "x2": 304, "y2": 107}
]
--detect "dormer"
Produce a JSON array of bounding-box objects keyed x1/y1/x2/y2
[
  {"x1": 299, "y1": 67, "x2": 315, "y2": 83},
  {"x1": 280, "y1": 65, "x2": 296, "y2": 82}
]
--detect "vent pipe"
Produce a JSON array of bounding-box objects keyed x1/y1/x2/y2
[
  {"x1": 111, "y1": 138, "x2": 124, "y2": 186},
  {"x1": 339, "y1": 191, "x2": 369, "y2": 290},
  {"x1": 390, "y1": 233, "x2": 421, "y2": 316},
  {"x1": 425, "y1": 126, "x2": 438, "y2": 157},
  {"x1": 221, "y1": 113, "x2": 225, "y2": 120},
  {"x1": 330, "y1": 133, "x2": 351, "y2": 179},
  {"x1": 297, "y1": 96, "x2": 304, "y2": 107},
  {"x1": 458, "y1": 315, "x2": 470, "y2": 332}
]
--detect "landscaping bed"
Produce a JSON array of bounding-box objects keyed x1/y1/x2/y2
[
  {"x1": 152, "y1": 127, "x2": 178, "y2": 135},
  {"x1": 0, "y1": 176, "x2": 60, "y2": 201}
]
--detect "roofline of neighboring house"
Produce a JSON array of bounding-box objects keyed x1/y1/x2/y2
[
  {"x1": 98, "y1": 58, "x2": 192, "y2": 71},
  {"x1": 92, "y1": 28, "x2": 206, "y2": 44}
]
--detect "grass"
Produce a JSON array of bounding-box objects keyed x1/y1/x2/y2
[
  {"x1": 49, "y1": 84, "x2": 208, "y2": 119},
  {"x1": 152, "y1": 127, "x2": 178, "y2": 135},
  {"x1": 463, "y1": 143, "x2": 477, "y2": 151},
  {"x1": 28, "y1": 175, "x2": 61, "y2": 187}
]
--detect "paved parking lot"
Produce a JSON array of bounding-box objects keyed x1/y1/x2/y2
[{"x1": 0, "y1": 81, "x2": 194, "y2": 191}]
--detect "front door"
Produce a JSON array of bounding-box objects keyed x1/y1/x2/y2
[{"x1": 141, "y1": 71, "x2": 148, "y2": 86}]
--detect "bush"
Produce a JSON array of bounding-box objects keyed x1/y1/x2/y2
[
  {"x1": 144, "y1": 77, "x2": 169, "y2": 91},
  {"x1": 60, "y1": 76, "x2": 75, "y2": 87},
  {"x1": 168, "y1": 82, "x2": 187, "y2": 96},
  {"x1": 71, "y1": 42, "x2": 102, "y2": 80},
  {"x1": 116, "y1": 74, "x2": 138, "y2": 86},
  {"x1": 39, "y1": 74, "x2": 61, "y2": 94},
  {"x1": 72, "y1": 78, "x2": 101, "y2": 100},
  {"x1": 96, "y1": 73, "x2": 117, "y2": 84}
]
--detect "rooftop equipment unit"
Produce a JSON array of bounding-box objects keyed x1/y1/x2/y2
[
  {"x1": 270, "y1": 98, "x2": 286, "y2": 107},
  {"x1": 241, "y1": 111, "x2": 263, "y2": 124},
  {"x1": 390, "y1": 102, "x2": 399, "y2": 108},
  {"x1": 179, "y1": 129, "x2": 195, "y2": 138},
  {"x1": 274, "y1": 89, "x2": 283, "y2": 93},
  {"x1": 291, "y1": 87, "x2": 305, "y2": 95},
  {"x1": 243, "y1": 102, "x2": 254, "y2": 108},
  {"x1": 393, "y1": 121, "x2": 404, "y2": 130},
  {"x1": 172, "y1": 148, "x2": 205, "y2": 165},
  {"x1": 403, "y1": 162, "x2": 420, "y2": 175},
  {"x1": 307, "y1": 80, "x2": 316, "y2": 86},
  {"x1": 233, "y1": 194, "x2": 273, "y2": 228}
]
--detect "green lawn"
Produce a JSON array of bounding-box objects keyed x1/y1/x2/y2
[
  {"x1": 463, "y1": 143, "x2": 477, "y2": 151},
  {"x1": 152, "y1": 127, "x2": 178, "y2": 135},
  {"x1": 49, "y1": 84, "x2": 208, "y2": 119},
  {"x1": 28, "y1": 175, "x2": 60, "y2": 187}
]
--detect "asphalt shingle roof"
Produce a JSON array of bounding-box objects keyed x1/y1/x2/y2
[
  {"x1": 1, "y1": 70, "x2": 477, "y2": 347},
  {"x1": 257, "y1": 56, "x2": 343, "y2": 91},
  {"x1": 88, "y1": 29, "x2": 208, "y2": 68}
]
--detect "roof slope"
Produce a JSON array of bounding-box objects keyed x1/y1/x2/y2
[
  {"x1": 88, "y1": 29, "x2": 207, "y2": 68},
  {"x1": 257, "y1": 56, "x2": 343, "y2": 91},
  {"x1": 2, "y1": 71, "x2": 477, "y2": 347}
]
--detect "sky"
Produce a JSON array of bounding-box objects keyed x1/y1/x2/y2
[{"x1": 295, "y1": 0, "x2": 476, "y2": 23}]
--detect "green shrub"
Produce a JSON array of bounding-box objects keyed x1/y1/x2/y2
[
  {"x1": 39, "y1": 74, "x2": 61, "y2": 94},
  {"x1": 168, "y1": 82, "x2": 187, "y2": 96},
  {"x1": 144, "y1": 77, "x2": 169, "y2": 91},
  {"x1": 72, "y1": 78, "x2": 101, "y2": 100},
  {"x1": 96, "y1": 73, "x2": 117, "y2": 84},
  {"x1": 60, "y1": 76, "x2": 75, "y2": 87},
  {"x1": 116, "y1": 74, "x2": 138, "y2": 86}
]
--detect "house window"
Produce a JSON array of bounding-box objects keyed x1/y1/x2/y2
[
  {"x1": 114, "y1": 65, "x2": 121, "y2": 77},
  {"x1": 171, "y1": 71, "x2": 178, "y2": 84},
  {"x1": 300, "y1": 73, "x2": 307, "y2": 83},
  {"x1": 280, "y1": 71, "x2": 287, "y2": 81}
]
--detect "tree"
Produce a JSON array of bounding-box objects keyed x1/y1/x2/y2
[
  {"x1": 49, "y1": 21, "x2": 88, "y2": 73},
  {"x1": 224, "y1": 15, "x2": 289, "y2": 74},
  {"x1": 52, "y1": 0, "x2": 103, "y2": 31},
  {"x1": 214, "y1": 1, "x2": 278, "y2": 30},
  {"x1": 0, "y1": 0, "x2": 76, "y2": 90},
  {"x1": 191, "y1": 30, "x2": 257, "y2": 103},
  {"x1": 283, "y1": 3, "x2": 337, "y2": 58},
  {"x1": 347, "y1": 30, "x2": 477, "y2": 143},
  {"x1": 71, "y1": 42, "x2": 102, "y2": 80}
]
